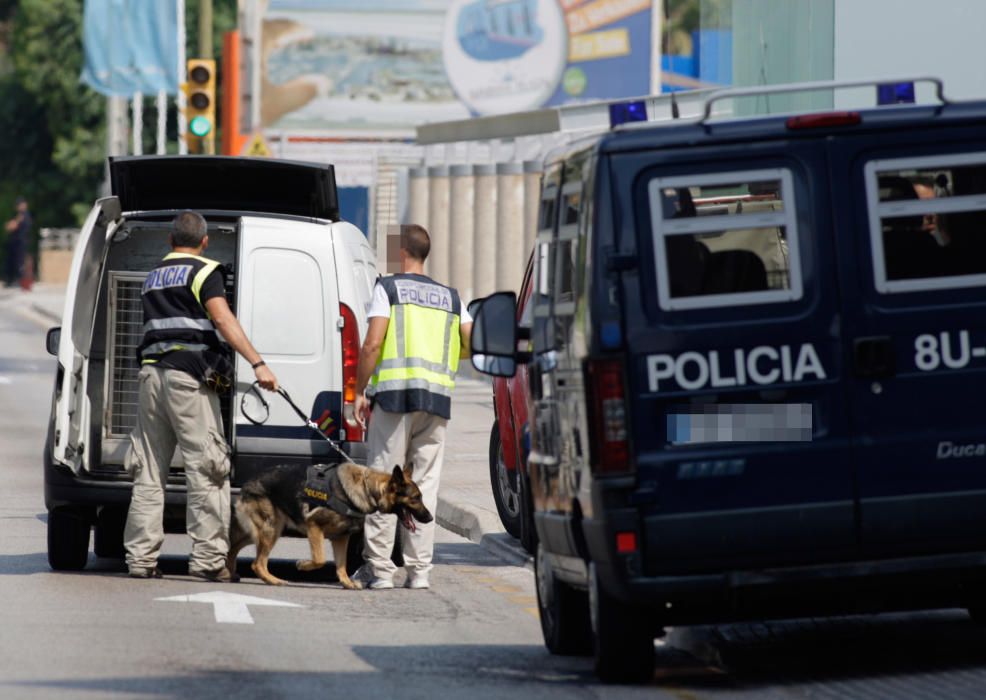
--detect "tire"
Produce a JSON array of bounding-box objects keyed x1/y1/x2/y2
[
  {"x1": 535, "y1": 543, "x2": 593, "y2": 656},
  {"x1": 93, "y1": 507, "x2": 127, "y2": 560},
  {"x1": 47, "y1": 508, "x2": 91, "y2": 571},
  {"x1": 489, "y1": 422, "x2": 522, "y2": 538},
  {"x1": 518, "y1": 469, "x2": 538, "y2": 556},
  {"x1": 345, "y1": 528, "x2": 405, "y2": 576},
  {"x1": 589, "y1": 563, "x2": 655, "y2": 683}
]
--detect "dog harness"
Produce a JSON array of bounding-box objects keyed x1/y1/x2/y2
[{"x1": 303, "y1": 464, "x2": 365, "y2": 523}]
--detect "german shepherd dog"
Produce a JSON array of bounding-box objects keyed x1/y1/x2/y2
[{"x1": 228, "y1": 463, "x2": 433, "y2": 588}]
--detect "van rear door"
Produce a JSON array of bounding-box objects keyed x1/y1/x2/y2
[
  {"x1": 52, "y1": 197, "x2": 121, "y2": 473},
  {"x1": 829, "y1": 126, "x2": 986, "y2": 556},
  {"x1": 617, "y1": 142, "x2": 856, "y2": 572},
  {"x1": 233, "y1": 216, "x2": 343, "y2": 461}
]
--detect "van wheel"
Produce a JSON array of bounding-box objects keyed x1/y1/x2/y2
[
  {"x1": 535, "y1": 543, "x2": 592, "y2": 656},
  {"x1": 489, "y1": 422, "x2": 522, "y2": 538},
  {"x1": 48, "y1": 508, "x2": 91, "y2": 571},
  {"x1": 589, "y1": 563, "x2": 655, "y2": 683},
  {"x1": 518, "y1": 469, "x2": 538, "y2": 556},
  {"x1": 345, "y1": 529, "x2": 405, "y2": 576},
  {"x1": 94, "y1": 507, "x2": 127, "y2": 559}
]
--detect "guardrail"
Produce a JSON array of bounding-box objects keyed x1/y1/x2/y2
[{"x1": 39, "y1": 228, "x2": 79, "y2": 251}]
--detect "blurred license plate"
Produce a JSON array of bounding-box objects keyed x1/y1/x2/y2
[{"x1": 667, "y1": 403, "x2": 812, "y2": 445}]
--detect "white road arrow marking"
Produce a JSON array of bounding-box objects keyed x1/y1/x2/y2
[
  {"x1": 155, "y1": 590, "x2": 303, "y2": 624},
  {"x1": 0, "y1": 376, "x2": 11, "y2": 384}
]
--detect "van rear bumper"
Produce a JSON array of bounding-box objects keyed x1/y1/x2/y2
[
  {"x1": 44, "y1": 442, "x2": 369, "y2": 512},
  {"x1": 583, "y1": 517, "x2": 986, "y2": 625}
]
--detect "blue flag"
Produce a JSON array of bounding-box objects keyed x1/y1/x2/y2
[{"x1": 81, "y1": 0, "x2": 180, "y2": 96}]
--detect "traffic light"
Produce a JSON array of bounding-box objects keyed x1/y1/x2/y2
[{"x1": 185, "y1": 58, "x2": 216, "y2": 154}]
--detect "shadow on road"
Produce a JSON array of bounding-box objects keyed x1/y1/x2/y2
[{"x1": 667, "y1": 610, "x2": 986, "y2": 695}]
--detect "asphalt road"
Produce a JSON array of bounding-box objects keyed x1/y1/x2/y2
[{"x1": 5, "y1": 298, "x2": 986, "y2": 699}]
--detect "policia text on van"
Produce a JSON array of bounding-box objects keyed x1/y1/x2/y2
[{"x1": 469, "y1": 78, "x2": 986, "y2": 683}]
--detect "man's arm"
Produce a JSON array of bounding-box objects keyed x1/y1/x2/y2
[
  {"x1": 459, "y1": 321, "x2": 473, "y2": 359},
  {"x1": 204, "y1": 295, "x2": 278, "y2": 391},
  {"x1": 354, "y1": 316, "x2": 389, "y2": 427}
]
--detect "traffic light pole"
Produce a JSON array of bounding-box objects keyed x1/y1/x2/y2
[
  {"x1": 199, "y1": 0, "x2": 213, "y2": 59},
  {"x1": 198, "y1": 0, "x2": 215, "y2": 153}
]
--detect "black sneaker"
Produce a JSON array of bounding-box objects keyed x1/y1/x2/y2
[
  {"x1": 129, "y1": 567, "x2": 163, "y2": 579},
  {"x1": 189, "y1": 567, "x2": 232, "y2": 583}
]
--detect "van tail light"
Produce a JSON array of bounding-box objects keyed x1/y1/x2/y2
[
  {"x1": 786, "y1": 111, "x2": 861, "y2": 130},
  {"x1": 587, "y1": 357, "x2": 631, "y2": 475},
  {"x1": 339, "y1": 302, "x2": 363, "y2": 442}
]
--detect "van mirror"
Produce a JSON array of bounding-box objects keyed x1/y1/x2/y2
[
  {"x1": 470, "y1": 292, "x2": 518, "y2": 378},
  {"x1": 45, "y1": 327, "x2": 61, "y2": 356}
]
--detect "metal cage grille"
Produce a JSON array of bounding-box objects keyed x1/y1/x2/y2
[{"x1": 108, "y1": 275, "x2": 146, "y2": 437}]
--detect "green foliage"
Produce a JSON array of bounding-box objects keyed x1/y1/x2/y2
[
  {"x1": 0, "y1": 0, "x2": 238, "y2": 232},
  {"x1": 0, "y1": 0, "x2": 104, "y2": 230}
]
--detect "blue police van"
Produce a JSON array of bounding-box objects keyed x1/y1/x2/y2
[{"x1": 469, "y1": 78, "x2": 986, "y2": 682}]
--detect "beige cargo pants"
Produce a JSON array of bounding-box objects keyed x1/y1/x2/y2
[
  {"x1": 362, "y1": 407, "x2": 447, "y2": 581},
  {"x1": 124, "y1": 365, "x2": 231, "y2": 575}
]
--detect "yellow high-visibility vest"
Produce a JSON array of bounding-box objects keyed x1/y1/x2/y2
[{"x1": 368, "y1": 273, "x2": 461, "y2": 419}]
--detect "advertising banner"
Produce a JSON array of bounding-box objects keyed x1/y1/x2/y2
[{"x1": 261, "y1": 0, "x2": 654, "y2": 135}]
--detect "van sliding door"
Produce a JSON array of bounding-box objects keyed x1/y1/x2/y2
[
  {"x1": 830, "y1": 136, "x2": 986, "y2": 556},
  {"x1": 233, "y1": 217, "x2": 343, "y2": 465}
]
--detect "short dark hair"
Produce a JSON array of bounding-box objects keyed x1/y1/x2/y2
[
  {"x1": 401, "y1": 224, "x2": 430, "y2": 262},
  {"x1": 172, "y1": 211, "x2": 208, "y2": 248}
]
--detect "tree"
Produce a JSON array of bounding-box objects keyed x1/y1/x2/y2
[{"x1": 0, "y1": 0, "x2": 104, "y2": 232}]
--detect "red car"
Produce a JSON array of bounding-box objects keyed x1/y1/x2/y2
[{"x1": 489, "y1": 247, "x2": 542, "y2": 554}]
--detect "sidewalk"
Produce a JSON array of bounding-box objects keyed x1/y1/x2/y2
[{"x1": 2, "y1": 284, "x2": 531, "y2": 567}]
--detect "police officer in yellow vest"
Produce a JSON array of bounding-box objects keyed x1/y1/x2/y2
[
  {"x1": 354, "y1": 224, "x2": 472, "y2": 590},
  {"x1": 124, "y1": 211, "x2": 278, "y2": 581}
]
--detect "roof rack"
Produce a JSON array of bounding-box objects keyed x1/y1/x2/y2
[
  {"x1": 699, "y1": 76, "x2": 948, "y2": 122},
  {"x1": 414, "y1": 77, "x2": 949, "y2": 146}
]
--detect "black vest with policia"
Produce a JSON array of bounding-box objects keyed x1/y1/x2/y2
[{"x1": 137, "y1": 253, "x2": 226, "y2": 379}]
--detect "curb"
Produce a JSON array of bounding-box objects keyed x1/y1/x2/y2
[
  {"x1": 31, "y1": 303, "x2": 61, "y2": 324},
  {"x1": 437, "y1": 495, "x2": 532, "y2": 568}
]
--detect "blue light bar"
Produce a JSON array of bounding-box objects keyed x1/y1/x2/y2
[
  {"x1": 877, "y1": 82, "x2": 915, "y2": 105},
  {"x1": 609, "y1": 100, "x2": 648, "y2": 128}
]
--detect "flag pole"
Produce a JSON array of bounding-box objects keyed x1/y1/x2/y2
[{"x1": 177, "y1": 0, "x2": 188, "y2": 154}]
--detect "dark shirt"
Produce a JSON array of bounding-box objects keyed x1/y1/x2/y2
[
  {"x1": 7, "y1": 211, "x2": 30, "y2": 249},
  {"x1": 155, "y1": 266, "x2": 228, "y2": 377}
]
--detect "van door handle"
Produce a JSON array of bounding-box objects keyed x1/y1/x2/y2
[{"x1": 853, "y1": 336, "x2": 896, "y2": 378}]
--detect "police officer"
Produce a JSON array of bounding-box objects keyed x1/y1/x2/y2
[
  {"x1": 353, "y1": 224, "x2": 472, "y2": 590},
  {"x1": 124, "y1": 211, "x2": 278, "y2": 581}
]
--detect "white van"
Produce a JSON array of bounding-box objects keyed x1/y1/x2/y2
[{"x1": 43, "y1": 156, "x2": 377, "y2": 571}]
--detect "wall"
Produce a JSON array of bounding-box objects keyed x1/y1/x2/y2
[{"x1": 834, "y1": 0, "x2": 986, "y2": 107}]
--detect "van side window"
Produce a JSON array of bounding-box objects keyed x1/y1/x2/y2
[
  {"x1": 866, "y1": 153, "x2": 986, "y2": 293},
  {"x1": 553, "y1": 181, "x2": 582, "y2": 314},
  {"x1": 532, "y1": 178, "x2": 559, "y2": 352},
  {"x1": 647, "y1": 168, "x2": 802, "y2": 311}
]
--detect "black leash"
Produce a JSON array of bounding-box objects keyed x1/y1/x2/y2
[{"x1": 240, "y1": 382, "x2": 356, "y2": 464}]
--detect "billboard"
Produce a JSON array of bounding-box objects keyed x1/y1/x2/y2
[{"x1": 260, "y1": 0, "x2": 654, "y2": 135}]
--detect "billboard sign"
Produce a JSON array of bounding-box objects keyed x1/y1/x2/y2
[{"x1": 261, "y1": 0, "x2": 654, "y2": 135}]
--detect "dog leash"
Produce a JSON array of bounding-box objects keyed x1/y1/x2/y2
[{"x1": 240, "y1": 382, "x2": 357, "y2": 464}]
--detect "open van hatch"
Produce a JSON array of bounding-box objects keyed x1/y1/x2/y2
[{"x1": 109, "y1": 156, "x2": 340, "y2": 220}]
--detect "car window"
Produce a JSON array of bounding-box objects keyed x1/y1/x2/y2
[
  {"x1": 648, "y1": 168, "x2": 802, "y2": 311},
  {"x1": 865, "y1": 152, "x2": 986, "y2": 293}
]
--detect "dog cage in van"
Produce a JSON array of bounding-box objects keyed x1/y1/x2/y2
[{"x1": 100, "y1": 264, "x2": 236, "y2": 470}]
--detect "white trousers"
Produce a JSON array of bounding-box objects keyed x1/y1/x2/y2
[{"x1": 362, "y1": 407, "x2": 447, "y2": 580}]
